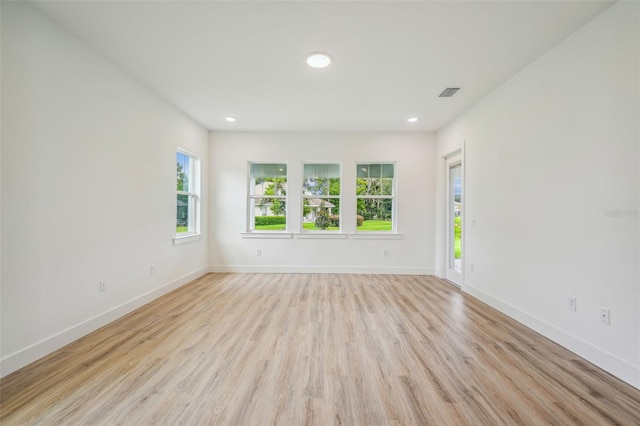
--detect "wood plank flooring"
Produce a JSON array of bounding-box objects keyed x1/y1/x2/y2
[{"x1": 1, "y1": 273, "x2": 639, "y2": 425}]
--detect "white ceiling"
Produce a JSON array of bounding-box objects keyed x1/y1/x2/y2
[{"x1": 31, "y1": 0, "x2": 613, "y2": 132}]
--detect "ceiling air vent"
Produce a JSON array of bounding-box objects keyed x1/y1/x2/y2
[{"x1": 438, "y1": 87, "x2": 461, "y2": 98}]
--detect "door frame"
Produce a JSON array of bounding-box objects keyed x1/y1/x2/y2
[{"x1": 445, "y1": 149, "x2": 464, "y2": 287}]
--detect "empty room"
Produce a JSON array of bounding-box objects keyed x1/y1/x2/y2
[{"x1": 1, "y1": 0, "x2": 639, "y2": 424}]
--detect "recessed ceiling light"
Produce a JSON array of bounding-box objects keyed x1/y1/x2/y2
[
  {"x1": 225, "y1": 116, "x2": 236, "y2": 122},
  {"x1": 306, "y1": 52, "x2": 332, "y2": 68},
  {"x1": 408, "y1": 116, "x2": 418, "y2": 123}
]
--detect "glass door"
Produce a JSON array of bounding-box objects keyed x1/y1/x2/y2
[{"x1": 446, "y1": 154, "x2": 463, "y2": 285}]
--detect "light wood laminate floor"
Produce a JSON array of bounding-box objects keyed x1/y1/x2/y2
[{"x1": 1, "y1": 273, "x2": 639, "y2": 425}]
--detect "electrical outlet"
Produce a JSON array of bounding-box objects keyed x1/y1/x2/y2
[
  {"x1": 383, "y1": 250, "x2": 390, "y2": 257},
  {"x1": 257, "y1": 248, "x2": 262, "y2": 256},
  {"x1": 600, "y1": 308, "x2": 610, "y2": 325},
  {"x1": 568, "y1": 295, "x2": 577, "y2": 311},
  {"x1": 150, "y1": 264, "x2": 156, "y2": 275},
  {"x1": 470, "y1": 263, "x2": 475, "y2": 272},
  {"x1": 99, "y1": 280, "x2": 106, "y2": 292}
]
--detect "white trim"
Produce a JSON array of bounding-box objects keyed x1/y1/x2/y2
[
  {"x1": 295, "y1": 232, "x2": 348, "y2": 239},
  {"x1": 208, "y1": 265, "x2": 433, "y2": 275},
  {"x1": 462, "y1": 283, "x2": 640, "y2": 390},
  {"x1": 177, "y1": 146, "x2": 199, "y2": 158},
  {"x1": 173, "y1": 233, "x2": 203, "y2": 245},
  {"x1": 241, "y1": 232, "x2": 293, "y2": 239},
  {"x1": 349, "y1": 233, "x2": 403, "y2": 240},
  {"x1": 0, "y1": 268, "x2": 208, "y2": 379}
]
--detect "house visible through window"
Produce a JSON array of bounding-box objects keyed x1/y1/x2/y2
[
  {"x1": 302, "y1": 163, "x2": 341, "y2": 231},
  {"x1": 176, "y1": 149, "x2": 200, "y2": 236},
  {"x1": 356, "y1": 163, "x2": 395, "y2": 232},
  {"x1": 249, "y1": 163, "x2": 287, "y2": 231}
]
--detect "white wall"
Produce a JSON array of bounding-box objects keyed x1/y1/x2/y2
[
  {"x1": 0, "y1": 2, "x2": 208, "y2": 377},
  {"x1": 436, "y1": 2, "x2": 639, "y2": 388},
  {"x1": 209, "y1": 132, "x2": 436, "y2": 274}
]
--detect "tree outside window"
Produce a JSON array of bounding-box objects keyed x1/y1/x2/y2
[
  {"x1": 177, "y1": 149, "x2": 200, "y2": 235},
  {"x1": 302, "y1": 164, "x2": 341, "y2": 231},
  {"x1": 249, "y1": 163, "x2": 288, "y2": 231},
  {"x1": 356, "y1": 163, "x2": 395, "y2": 232}
]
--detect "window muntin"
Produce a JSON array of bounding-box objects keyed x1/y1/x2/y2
[
  {"x1": 249, "y1": 163, "x2": 287, "y2": 231},
  {"x1": 176, "y1": 149, "x2": 200, "y2": 235},
  {"x1": 302, "y1": 164, "x2": 341, "y2": 231},
  {"x1": 356, "y1": 163, "x2": 394, "y2": 232}
]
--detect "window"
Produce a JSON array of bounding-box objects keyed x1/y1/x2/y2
[
  {"x1": 176, "y1": 149, "x2": 200, "y2": 236},
  {"x1": 249, "y1": 163, "x2": 287, "y2": 231},
  {"x1": 356, "y1": 163, "x2": 395, "y2": 232},
  {"x1": 302, "y1": 164, "x2": 341, "y2": 231}
]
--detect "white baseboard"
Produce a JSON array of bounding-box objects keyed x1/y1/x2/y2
[
  {"x1": 462, "y1": 283, "x2": 640, "y2": 390},
  {"x1": 0, "y1": 267, "x2": 208, "y2": 379},
  {"x1": 208, "y1": 265, "x2": 434, "y2": 275}
]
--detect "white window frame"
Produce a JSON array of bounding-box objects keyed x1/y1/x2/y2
[
  {"x1": 247, "y1": 162, "x2": 288, "y2": 233},
  {"x1": 355, "y1": 162, "x2": 397, "y2": 233},
  {"x1": 301, "y1": 163, "x2": 342, "y2": 233},
  {"x1": 175, "y1": 148, "x2": 201, "y2": 242}
]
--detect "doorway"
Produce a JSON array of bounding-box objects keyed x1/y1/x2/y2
[{"x1": 445, "y1": 153, "x2": 463, "y2": 286}]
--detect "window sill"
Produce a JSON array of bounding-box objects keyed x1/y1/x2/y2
[
  {"x1": 241, "y1": 232, "x2": 294, "y2": 239},
  {"x1": 173, "y1": 233, "x2": 203, "y2": 245},
  {"x1": 296, "y1": 232, "x2": 348, "y2": 239},
  {"x1": 349, "y1": 233, "x2": 403, "y2": 240}
]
